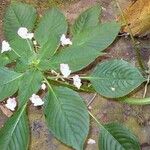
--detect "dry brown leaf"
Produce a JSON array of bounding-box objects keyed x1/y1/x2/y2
[
  {"x1": 0, "y1": 104, "x2": 13, "y2": 117},
  {"x1": 120, "y1": 0, "x2": 150, "y2": 36}
]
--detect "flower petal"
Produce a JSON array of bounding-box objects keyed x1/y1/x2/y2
[
  {"x1": 26, "y1": 33, "x2": 34, "y2": 39},
  {"x1": 17, "y1": 27, "x2": 28, "y2": 39},
  {"x1": 60, "y1": 64, "x2": 71, "y2": 78},
  {"x1": 17, "y1": 27, "x2": 34, "y2": 39},
  {"x1": 30, "y1": 94, "x2": 44, "y2": 106},
  {"x1": 5, "y1": 98, "x2": 17, "y2": 111},
  {"x1": 72, "y1": 75, "x2": 82, "y2": 89},
  {"x1": 87, "y1": 138, "x2": 96, "y2": 144},
  {"x1": 1, "y1": 40, "x2": 11, "y2": 53},
  {"x1": 60, "y1": 34, "x2": 72, "y2": 46},
  {"x1": 41, "y1": 83, "x2": 46, "y2": 90}
]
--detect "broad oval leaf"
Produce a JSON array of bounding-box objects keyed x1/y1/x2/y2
[
  {"x1": 99, "y1": 123, "x2": 140, "y2": 150},
  {"x1": 4, "y1": 2, "x2": 37, "y2": 41},
  {"x1": 72, "y1": 22, "x2": 120, "y2": 50},
  {"x1": 35, "y1": 8, "x2": 68, "y2": 46},
  {"x1": 48, "y1": 46, "x2": 103, "y2": 72},
  {"x1": 0, "y1": 67, "x2": 23, "y2": 101},
  {"x1": 72, "y1": 5, "x2": 101, "y2": 35},
  {"x1": 0, "y1": 105, "x2": 29, "y2": 150},
  {"x1": 44, "y1": 86, "x2": 89, "y2": 150},
  {"x1": 49, "y1": 22, "x2": 120, "y2": 72},
  {"x1": 38, "y1": 35, "x2": 59, "y2": 60},
  {"x1": 89, "y1": 59, "x2": 145, "y2": 98},
  {"x1": 18, "y1": 69, "x2": 43, "y2": 107}
]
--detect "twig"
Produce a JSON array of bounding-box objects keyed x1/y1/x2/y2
[
  {"x1": 87, "y1": 93, "x2": 97, "y2": 107},
  {"x1": 115, "y1": 0, "x2": 146, "y2": 71},
  {"x1": 143, "y1": 75, "x2": 150, "y2": 98},
  {"x1": 88, "y1": 110, "x2": 102, "y2": 127}
]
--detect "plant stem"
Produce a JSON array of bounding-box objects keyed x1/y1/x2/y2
[
  {"x1": 43, "y1": 75, "x2": 52, "y2": 90},
  {"x1": 88, "y1": 110, "x2": 103, "y2": 128},
  {"x1": 120, "y1": 97, "x2": 150, "y2": 105},
  {"x1": 47, "y1": 77, "x2": 95, "y2": 93},
  {"x1": 115, "y1": 0, "x2": 146, "y2": 71},
  {"x1": 26, "y1": 39, "x2": 35, "y2": 54}
]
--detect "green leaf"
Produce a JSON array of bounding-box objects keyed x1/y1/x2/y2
[
  {"x1": 89, "y1": 60, "x2": 145, "y2": 98},
  {"x1": 44, "y1": 86, "x2": 89, "y2": 150},
  {"x1": 48, "y1": 46, "x2": 103, "y2": 72},
  {"x1": 99, "y1": 122, "x2": 140, "y2": 150},
  {"x1": 72, "y1": 5, "x2": 101, "y2": 35},
  {"x1": 72, "y1": 22, "x2": 120, "y2": 50},
  {"x1": 15, "y1": 58, "x2": 29, "y2": 73},
  {"x1": 0, "y1": 54, "x2": 10, "y2": 67},
  {"x1": 48, "y1": 22, "x2": 120, "y2": 72},
  {"x1": 0, "y1": 67, "x2": 23, "y2": 101},
  {"x1": 10, "y1": 38, "x2": 35, "y2": 59},
  {"x1": 38, "y1": 35, "x2": 59, "y2": 60},
  {"x1": 35, "y1": 8, "x2": 68, "y2": 46},
  {"x1": 38, "y1": 59, "x2": 52, "y2": 71},
  {"x1": 14, "y1": 54, "x2": 38, "y2": 73},
  {"x1": 18, "y1": 69, "x2": 43, "y2": 107},
  {"x1": 3, "y1": 2, "x2": 37, "y2": 41},
  {"x1": 0, "y1": 105, "x2": 29, "y2": 150}
]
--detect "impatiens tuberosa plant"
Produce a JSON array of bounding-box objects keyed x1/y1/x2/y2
[{"x1": 0, "y1": 2, "x2": 148, "y2": 150}]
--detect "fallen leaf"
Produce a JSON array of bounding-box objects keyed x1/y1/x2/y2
[
  {"x1": 0, "y1": 104, "x2": 13, "y2": 117},
  {"x1": 120, "y1": 0, "x2": 150, "y2": 36}
]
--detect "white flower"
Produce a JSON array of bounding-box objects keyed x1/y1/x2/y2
[
  {"x1": 33, "y1": 40, "x2": 37, "y2": 45},
  {"x1": 60, "y1": 34, "x2": 72, "y2": 46},
  {"x1": 17, "y1": 27, "x2": 34, "y2": 39},
  {"x1": 29, "y1": 94, "x2": 44, "y2": 106},
  {"x1": 26, "y1": 33, "x2": 34, "y2": 39},
  {"x1": 5, "y1": 98, "x2": 17, "y2": 111},
  {"x1": 17, "y1": 27, "x2": 28, "y2": 39},
  {"x1": 1, "y1": 40, "x2": 11, "y2": 53},
  {"x1": 60, "y1": 63, "x2": 71, "y2": 78},
  {"x1": 87, "y1": 138, "x2": 96, "y2": 145},
  {"x1": 41, "y1": 83, "x2": 46, "y2": 90},
  {"x1": 72, "y1": 75, "x2": 82, "y2": 89}
]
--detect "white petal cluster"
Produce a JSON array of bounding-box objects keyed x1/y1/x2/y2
[
  {"x1": 5, "y1": 98, "x2": 17, "y2": 111},
  {"x1": 33, "y1": 40, "x2": 37, "y2": 45},
  {"x1": 29, "y1": 94, "x2": 44, "y2": 106},
  {"x1": 72, "y1": 75, "x2": 82, "y2": 89},
  {"x1": 60, "y1": 34, "x2": 72, "y2": 46},
  {"x1": 60, "y1": 63, "x2": 71, "y2": 78},
  {"x1": 60, "y1": 64, "x2": 82, "y2": 89},
  {"x1": 1, "y1": 40, "x2": 11, "y2": 53},
  {"x1": 17, "y1": 27, "x2": 34, "y2": 39},
  {"x1": 87, "y1": 138, "x2": 96, "y2": 145},
  {"x1": 41, "y1": 83, "x2": 46, "y2": 90}
]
